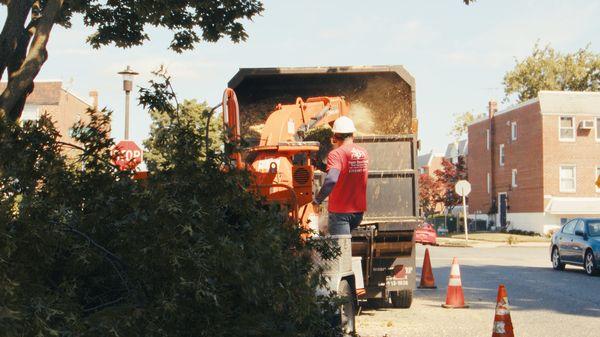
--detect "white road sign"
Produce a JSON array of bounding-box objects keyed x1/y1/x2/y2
[{"x1": 455, "y1": 180, "x2": 471, "y2": 197}]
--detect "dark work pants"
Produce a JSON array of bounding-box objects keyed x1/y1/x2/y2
[{"x1": 328, "y1": 212, "x2": 364, "y2": 235}]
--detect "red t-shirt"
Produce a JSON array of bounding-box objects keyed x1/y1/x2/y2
[{"x1": 327, "y1": 143, "x2": 369, "y2": 213}]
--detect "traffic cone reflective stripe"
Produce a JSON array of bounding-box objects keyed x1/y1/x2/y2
[
  {"x1": 493, "y1": 322, "x2": 506, "y2": 334},
  {"x1": 441, "y1": 257, "x2": 468, "y2": 308},
  {"x1": 492, "y1": 284, "x2": 514, "y2": 337},
  {"x1": 418, "y1": 248, "x2": 437, "y2": 289},
  {"x1": 448, "y1": 274, "x2": 462, "y2": 286}
]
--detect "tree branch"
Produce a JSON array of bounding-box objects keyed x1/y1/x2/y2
[
  {"x1": 83, "y1": 296, "x2": 124, "y2": 313},
  {"x1": 64, "y1": 225, "x2": 131, "y2": 297},
  {"x1": 205, "y1": 104, "x2": 221, "y2": 156},
  {"x1": 0, "y1": 0, "x2": 64, "y2": 121}
]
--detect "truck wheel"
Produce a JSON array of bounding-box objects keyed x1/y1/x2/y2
[
  {"x1": 338, "y1": 279, "x2": 356, "y2": 335},
  {"x1": 391, "y1": 290, "x2": 413, "y2": 308}
]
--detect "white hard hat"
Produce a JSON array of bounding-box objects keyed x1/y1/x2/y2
[{"x1": 332, "y1": 116, "x2": 357, "y2": 133}]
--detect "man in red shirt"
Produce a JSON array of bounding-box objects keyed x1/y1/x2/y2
[{"x1": 313, "y1": 116, "x2": 369, "y2": 235}]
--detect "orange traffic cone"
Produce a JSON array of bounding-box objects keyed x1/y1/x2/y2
[
  {"x1": 492, "y1": 284, "x2": 514, "y2": 337},
  {"x1": 418, "y1": 248, "x2": 437, "y2": 289},
  {"x1": 441, "y1": 257, "x2": 469, "y2": 308}
]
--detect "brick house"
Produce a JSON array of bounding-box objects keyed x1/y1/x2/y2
[
  {"x1": 0, "y1": 81, "x2": 98, "y2": 146},
  {"x1": 444, "y1": 139, "x2": 468, "y2": 164},
  {"x1": 418, "y1": 151, "x2": 444, "y2": 176},
  {"x1": 467, "y1": 91, "x2": 600, "y2": 234}
]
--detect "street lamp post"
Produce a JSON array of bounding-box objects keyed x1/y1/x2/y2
[{"x1": 118, "y1": 66, "x2": 139, "y2": 140}]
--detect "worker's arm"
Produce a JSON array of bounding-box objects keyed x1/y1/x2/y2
[{"x1": 314, "y1": 168, "x2": 340, "y2": 205}]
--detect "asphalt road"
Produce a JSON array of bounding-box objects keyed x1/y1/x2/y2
[{"x1": 356, "y1": 243, "x2": 600, "y2": 337}]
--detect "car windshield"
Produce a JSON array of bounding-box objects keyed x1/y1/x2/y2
[{"x1": 588, "y1": 221, "x2": 600, "y2": 237}]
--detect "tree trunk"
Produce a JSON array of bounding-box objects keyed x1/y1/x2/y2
[
  {"x1": 0, "y1": 0, "x2": 62, "y2": 122},
  {"x1": 0, "y1": 0, "x2": 34, "y2": 81}
]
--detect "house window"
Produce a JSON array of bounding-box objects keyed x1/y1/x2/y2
[
  {"x1": 596, "y1": 117, "x2": 600, "y2": 141},
  {"x1": 21, "y1": 105, "x2": 40, "y2": 124},
  {"x1": 560, "y1": 165, "x2": 576, "y2": 193},
  {"x1": 512, "y1": 169, "x2": 518, "y2": 188},
  {"x1": 487, "y1": 172, "x2": 491, "y2": 194},
  {"x1": 486, "y1": 129, "x2": 490, "y2": 150},
  {"x1": 511, "y1": 122, "x2": 517, "y2": 141},
  {"x1": 499, "y1": 144, "x2": 505, "y2": 166},
  {"x1": 559, "y1": 116, "x2": 575, "y2": 141}
]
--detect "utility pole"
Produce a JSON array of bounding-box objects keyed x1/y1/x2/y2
[{"x1": 118, "y1": 66, "x2": 139, "y2": 140}]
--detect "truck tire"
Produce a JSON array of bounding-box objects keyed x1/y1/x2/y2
[
  {"x1": 338, "y1": 279, "x2": 356, "y2": 335},
  {"x1": 391, "y1": 290, "x2": 413, "y2": 308}
]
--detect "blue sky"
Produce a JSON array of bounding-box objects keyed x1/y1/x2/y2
[{"x1": 7, "y1": 0, "x2": 600, "y2": 153}]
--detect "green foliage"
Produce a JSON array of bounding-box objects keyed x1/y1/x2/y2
[
  {"x1": 504, "y1": 43, "x2": 600, "y2": 102},
  {"x1": 60, "y1": 0, "x2": 264, "y2": 52},
  {"x1": 142, "y1": 70, "x2": 223, "y2": 171},
  {"x1": 501, "y1": 229, "x2": 539, "y2": 237},
  {"x1": 304, "y1": 127, "x2": 333, "y2": 172},
  {"x1": 0, "y1": 0, "x2": 264, "y2": 121},
  {"x1": 0, "y1": 74, "x2": 342, "y2": 336},
  {"x1": 449, "y1": 111, "x2": 485, "y2": 140}
]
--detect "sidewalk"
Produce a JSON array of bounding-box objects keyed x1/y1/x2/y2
[{"x1": 435, "y1": 237, "x2": 549, "y2": 248}]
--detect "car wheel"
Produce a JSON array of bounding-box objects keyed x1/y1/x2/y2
[
  {"x1": 552, "y1": 247, "x2": 565, "y2": 271},
  {"x1": 584, "y1": 250, "x2": 599, "y2": 276}
]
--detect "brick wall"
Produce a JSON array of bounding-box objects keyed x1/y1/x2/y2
[
  {"x1": 467, "y1": 119, "x2": 492, "y2": 213},
  {"x1": 542, "y1": 114, "x2": 600, "y2": 198},
  {"x1": 468, "y1": 101, "x2": 545, "y2": 214},
  {"x1": 56, "y1": 89, "x2": 92, "y2": 144},
  {"x1": 492, "y1": 102, "x2": 544, "y2": 213}
]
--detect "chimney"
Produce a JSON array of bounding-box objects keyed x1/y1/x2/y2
[
  {"x1": 89, "y1": 90, "x2": 98, "y2": 110},
  {"x1": 488, "y1": 100, "x2": 498, "y2": 119}
]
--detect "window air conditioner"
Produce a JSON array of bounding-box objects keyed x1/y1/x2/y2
[{"x1": 579, "y1": 120, "x2": 594, "y2": 129}]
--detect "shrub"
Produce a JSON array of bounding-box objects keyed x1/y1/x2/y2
[
  {"x1": 507, "y1": 229, "x2": 539, "y2": 237},
  {"x1": 0, "y1": 73, "x2": 341, "y2": 337}
]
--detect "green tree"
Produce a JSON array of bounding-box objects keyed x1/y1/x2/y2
[
  {"x1": 449, "y1": 111, "x2": 485, "y2": 140},
  {"x1": 504, "y1": 44, "x2": 600, "y2": 102},
  {"x1": 0, "y1": 0, "x2": 263, "y2": 121},
  {"x1": 0, "y1": 73, "x2": 341, "y2": 336},
  {"x1": 142, "y1": 70, "x2": 223, "y2": 171}
]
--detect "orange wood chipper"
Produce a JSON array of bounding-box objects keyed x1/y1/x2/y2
[{"x1": 222, "y1": 87, "x2": 349, "y2": 228}]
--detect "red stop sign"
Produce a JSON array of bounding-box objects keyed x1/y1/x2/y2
[{"x1": 111, "y1": 140, "x2": 143, "y2": 170}]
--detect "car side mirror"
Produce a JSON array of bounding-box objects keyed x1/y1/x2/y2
[{"x1": 575, "y1": 230, "x2": 586, "y2": 238}]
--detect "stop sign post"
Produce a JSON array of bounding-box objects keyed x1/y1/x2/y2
[
  {"x1": 455, "y1": 180, "x2": 472, "y2": 242},
  {"x1": 112, "y1": 140, "x2": 143, "y2": 170}
]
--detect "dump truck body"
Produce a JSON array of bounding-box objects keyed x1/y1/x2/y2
[{"x1": 229, "y1": 66, "x2": 419, "y2": 307}]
